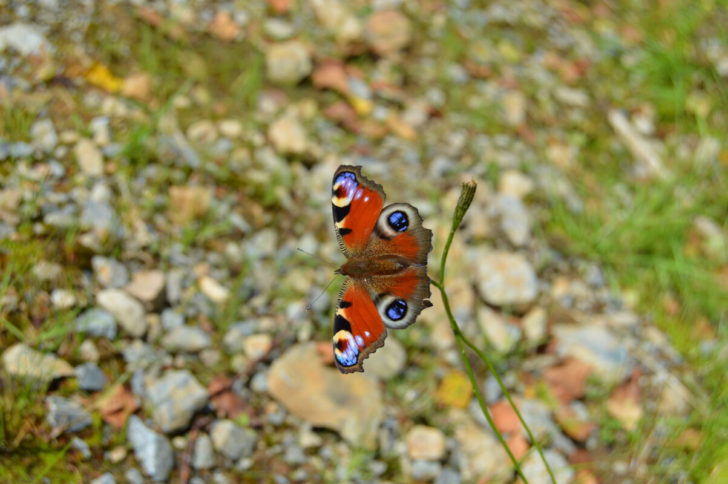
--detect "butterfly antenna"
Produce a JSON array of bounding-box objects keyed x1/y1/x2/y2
[{"x1": 306, "y1": 276, "x2": 338, "y2": 311}]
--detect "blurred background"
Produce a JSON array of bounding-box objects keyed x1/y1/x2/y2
[{"x1": 1, "y1": 1, "x2": 726, "y2": 483}]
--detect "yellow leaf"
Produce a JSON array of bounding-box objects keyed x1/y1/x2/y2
[
  {"x1": 349, "y1": 96, "x2": 373, "y2": 116},
  {"x1": 86, "y1": 63, "x2": 123, "y2": 93},
  {"x1": 435, "y1": 371, "x2": 473, "y2": 409}
]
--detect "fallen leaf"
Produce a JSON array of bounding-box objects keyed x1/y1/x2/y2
[
  {"x1": 324, "y1": 101, "x2": 360, "y2": 132},
  {"x1": 489, "y1": 400, "x2": 520, "y2": 434},
  {"x1": 97, "y1": 384, "x2": 138, "y2": 429},
  {"x1": 208, "y1": 375, "x2": 246, "y2": 419},
  {"x1": 554, "y1": 405, "x2": 595, "y2": 442},
  {"x1": 312, "y1": 60, "x2": 349, "y2": 94},
  {"x1": 267, "y1": 0, "x2": 293, "y2": 14},
  {"x1": 506, "y1": 433, "x2": 529, "y2": 459},
  {"x1": 543, "y1": 358, "x2": 593, "y2": 404},
  {"x1": 122, "y1": 72, "x2": 153, "y2": 101},
  {"x1": 573, "y1": 469, "x2": 600, "y2": 484},
  {"x1": 385, "y1": 114, "x2": 416, "y2": 140},
  {"x1": 606, "y1": 369, "x2": 642, "y2": 431},
  {"x1": 316, "y1": 342, "x2": 334, "y2": 365},
  {"x1": 85, "y1": 63, "x2": 122, "y2": 93},
  {"x1": 435, "y1": 371, "x2": 472, "y2": 409}
]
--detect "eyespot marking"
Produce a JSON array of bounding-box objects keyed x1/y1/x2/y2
[
  {"x1": 387, "y1": 210, "x2": 409, "y2": 232},
  {"x1": 386, "y1": 299, "x2": 408, "y2": 321},
  {"x1": 333, "y1": 330, "x2": 359, "y2": 367}
]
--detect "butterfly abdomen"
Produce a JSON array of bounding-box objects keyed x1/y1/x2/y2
[{"x1": 337, "y1": 255, "x2": 410, "y2": 278}]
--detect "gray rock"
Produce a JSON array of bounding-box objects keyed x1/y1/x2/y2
[
  {"x1": 71, "y1": 436, "x2": 91, "y2": 459},
  {"x1": 522, "y1": 307, "x2": 548, "y2": 346},
  {"x1": 75, "y1": 308, "x2": 117, "y2": 340},
  {"x1": 2, "y1": 343, "x2": 74, "y2": 380},
  {"x1": 435, "y1": 467, "x2": 461, "y2": 484},
  {"x1": 161, "y1": 325, "x2": 211, "y2": 353},
  {"x1": 0, "y1": 22, "x2": 51, "y2": 55},
  {"x1": 478, "y1": 307, "x2": 521, "y2": 353},
  {"x1": 123, "y1": 340, "x2": 164, "y2": 371},
  {"x1": 75, "y1": 362, "x2": 107, "y2": 391},
  {"x1": 97, "y1": 289, "x2": 147, "y2": 337},
  {"x1": 81, "y1": 200, "x2": 120, "y2": 235},
  {"x1": 411, "y1": 460, "x2": 442, "y2": 480},
  {"x1": 75, "y1": 138, "x2": 104, "y2": 176},
  {"x1": 475, "y1": 250, "x2": 538, "y2": 306},
  {"x1": 127, "y1": 415, "x2": 174, "y2": 482},
  {"x1": 192, "y1": 432, "x2": 215, "y2": 470},
  {"x1": 521, "y1": 449, "x2": 574, "y2": 484},
  {"x1": 92, "y1": 256, "x2": 129, "y2": 288},
  {"x1": 455, "y1": 416, "x2": 510, "y2": 482},
  {"x1": 364, "y1": 336, "x2": 406, "y2": 379},
  {"x1": 9, "y1": 142, "x2": 33, "y2": 158},
  {"x1": 125, "y1": 270, "x2": 166, "y2": 303},
  {"x1": 44, "y1": 204, "x2": 76, "y2": 228},
  {"x1": 166, "y1": 270, "x2": 184, "y2": 303},
  {"x1": 210, "y1": 420, "x2": 257, "y2": 460},
  {"x1": 554, "y1": 324, "x2": 633, "y2": 384},
  {"x1": 89, "y1": 473, "x2": 116, "y2": 484},
  {"x1": 32, "y1": 260, "x2": 62, "y2": 281},
  {"x1": 265, "y1": 40, "x2": 312, "y2": 85},
  {"x1": 223, "y1": 321, "x2": 258, "y2": 352},
  {"x1": 146, "y1": 370, "x2": 208, "y2": 433},
  {"x1": 491, "y1": 193, "x2": 531, "y2": 246},
  {"x1": 161, "y1": 309, "x2": 184, "y2": 330},
  {"x1": 46, "y1": 396, "x2": 92, "y2": 433},
  {"x1": 30, "y1": 119, "x2": 58, "y2": 152},
  {"x1": 125, "y1": 468, "x2": 144, "y2": 484}
]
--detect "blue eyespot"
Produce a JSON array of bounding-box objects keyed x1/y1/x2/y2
[
  {"x1": 388, "y1": 211, "x2": 408, "y2": 232},
  {"x1": 386, "y1": 299, "x2": 408, "y2": 321},
  {"x1": 335, "y1": 172, "x2": 357, "y2": 187}
]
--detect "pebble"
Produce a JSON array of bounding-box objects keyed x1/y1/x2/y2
[
  {"x1": 502, "y1": 90, "x2": 527, "y2": 126},
  {"x1": 210, "y1": 420, "x2": 257, "y2": 460},
  {"x1": 90, "y1": 117, "x2": 111, "y2": 146},
  {"x1": 192, "y1": 432, "x2": 215, "y2": 470},
  {"x1": 491, "y1": 193, "x2": 531, "y2": 246},
  {"x1": 265, "y1": 40, "x2": 312, "y2": 85},
  {"x1": 161, "y1": 325, "x2": 212, "y2": 353},
  {"x1": 475, "y1": 250, "x2": 539, "y2": 306},
  {"x1": 161, "y1": 309, "x2": 184, "y2": 330},
  {"x1": 79, "y1": 340, "x2": 100, "y2": 363},
  {"x1": 455, "y1": 418, "x2": 511, "y2": 482},
  {"x1": 411, "y1": 460, "x2": 442, "y2": 480},
  {"x1": 365, "y1": 9, "x2": 412, "y2": 55},
  {"x1": 92, "y1": 256, "x2": 129, "y2": 288},
  {"x1": 0, "y1": 23, "x2": 51, "y2": 55},
  {"x1": 125, "y1": 270, "x2": 166, "y2": 304},
  {"x1": 81, "y1": 200, "x2": 121, "y2": 236},
  {"x1": 499, "y1": 170, "x2": 534, "y2": 198},
  {"x1": 127, "y1": 415, "x2": 174, "y2": 482},
  {"x1": 97, "y1": 289, "x2": 147, "y2": 337},
  {"x1": 479, "y1": 307, "x2": 521, "y2": 353},
  {"x1": 75, "y1": 362, "x2": 107, "y2": 392},
  {"x1": 223, "y1": 321, "x2": 257, "y2": 352},
  {"x1": 146, "y1": 370, "x2": 208, "y2": 433},
  {"x1": 406, "y1": 425, "x2": 446, "y2": 460},
  {"x1": 30, "y1": 119, "x2": 58, "y2": 152},
  {"x1": 75, "y1": 138, "x2": 104, "y2": 176},
  {"x1": 75, "y1": 308, "x2": 117, "y2": 340},
  {"x1": 46, "y1": 396, "x2": 92, "y2": 433},
  {"x1": 89, "y1": 473, "x2": 116, "y2": 484},
  {"x1": 242, "y1": 333, "x2": 273, "y2": 360},
  {"x1": 70, "y1": 436, "x2": 92, "y2": 459},
  {"x1": 365, "y1": 336, "x2": 406, "y2": 379},
  {"x1": 522, "y1": 306, "x2": 548, "y2": 345},
  {"x1": 268, "y1": 343, "x2": 383, "y2": 447},
  {"x1": 32, "y1": 260, "x2": 62, "y2": 281},
  {"x1": 311, "y1": 0, "x2": 363, "y2": 43},
  {"x1": 268, "y1": 114, "x2": 308, "y2": 155},
  {"x1": 521, "y1": 449, "x2": 574, "y2": 484},
  {"x1": 2, "y1": 343, "x2": 74, "y2": 381},
  {"x1": 554, "y1": 324, "x2": 633, "y2": 384},
  {"x1": 51, "y1": 288, "x2": 76, "y2": 309},
  {"x1": 199, "y1": 276, "x2": 230, "y2": 303}
]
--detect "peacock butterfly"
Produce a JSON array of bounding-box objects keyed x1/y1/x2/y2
[{"x1": 331, "y1": 165, "x2": 433, "y2": 373}]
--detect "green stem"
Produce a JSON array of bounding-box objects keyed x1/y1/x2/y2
[{"x1": 433, "y1": 180, "x2": 557, "y2": 484}]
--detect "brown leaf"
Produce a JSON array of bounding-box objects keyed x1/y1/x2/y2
[
  {"x1": 489, "y1": 400, "x2": 520, "y2": 434},
  {"x1": 554, "y1": 405, "x2": 595, "y2": 442},
  {"x1": 267, "y1": 0, "x2": 293, "y2": 14},
  {"x1": 324, "y1": 101, "x2": 360, "y2": 132},
  {"x1": 606, "y1": 369, "x2": 642, "y2": 430},
  {"x1": 97, "y1": 384, "x2": 139, "y2": 429},
  {"x1": 506, "y1": 433, "x2": 529, "y2": 460},
  {"x1": 312, "y1": 60, "x2": 349, "y2": 94},
  {"x1": 208, "y1": 375, "x2": 245, "y2": 419},
  {"x1": 543, "y1": 358, "x2": 593, "y2": 404},
  {"x1": 316, "y1": 341, "x2": 334, "y2": 365}
]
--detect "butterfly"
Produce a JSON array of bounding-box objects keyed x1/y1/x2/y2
[{"x1": 331, "y1": 165, "x2": 433, "y2": 373}]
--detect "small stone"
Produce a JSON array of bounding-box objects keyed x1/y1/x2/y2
[
  {"x1": 266, "y1": 40, "x2": 312, "y2": 85},
  {"x1": 108, "y1": 446, "x2": 127, "y2": 464},
  {"x1": 90, "y1": 117, "x2": 111, "y2": 146},
  {"x1": 455, "y1": 418, "x2": 510, "y2": 482},
  {"x1": 2, "y1": 343, "x2": 74, "y2": 380},
  {"x1": 268, "y1": 114, "x2": 308, "y2": 155},
  {"x1": 264, "y1": 18, "x2": 295, "y2": 40},
  {"x1": 521, "y1": 449, "x2": 574, "y2": 484},
  {"x1": 411, "y1": 460, "x2": 442, "y2": 480},
  {"x1": 51, "y1": 289, "x2": 76, "y2": 309},
  {"x1": 125, "y1": 468, "x2": 144, "y2": 484},
  {"x1": 31, "y1": 119, "x2": 58, "y2": 152},
  {"x1": 75, "y1": 308, "x2": 117, "y2": 340},
  {"x1": 127, "y1": 415, "x2": 174, "y2": 482},
  {"x1": 210, "y1": 420, "x2": 257, "y2": 460},
  {"x1": 46, "y1": 396, "x2": 92, "y2": 433},
  {"x1": 79, "y1": 340, "x2": 100, "y2": 363},
  {"x1": 122, "y1": 72, "x2": 153, "y2": 101},
  {"x1": 491, "y1": 194, "x2": 531, "y2": 246},
  {"x1": 0, "y1": 23, "x2": 51, "y2": 55},
  {"x1": 76, "y1": 362, "x2": 107, "y2": 392},
  {"x1": 478, "y1": 307, "x2": 521, "y2": 353},
  {"x1": 92, "y1": 256, "x2": 129, "y2": 288},
  {"x1": 75, "y1": 138, "x2": 104, "y2": 176},
  {"x1": 32, "y1": 260, "x2": 62, "y2": 281},
  {"x1": 161, "y1": 325, "x2": 212, "y2": 353},
  {"x1": 242, "y1": 333, "x2": 273, "y2": 360},
  {"x1": 90, "y1": 473, "x2": 116, "y2": 484},
  {"x1": 364, "y1": 336, "x2": 406, "y2": 379},
  {"x1": 199, "y1": 276, "x2": 230, "y2": 303},
  {"x1": 499, "y1": 170, "x2": 534, "y2": 199},
  {"x1": 146, "y1": 370, "x2": 208, "y2": 433},
  {"x1": 406, "y1": 425, "x2": 446, "y2": 461},
  {"x1": 268, "y1": 343, "x2": 383, "y2": 447},
  {"x1": 168, "y1": 186, "x2": 212, "y2": 225},
  {"x1": 475, "y1": 250, "x2": 538, "y2": 306},
  {"x1": 365, "y1": 9, "x2": 411, "y2": 55},
  {"x1": 209, "y1": 10, "x2": 240, "y2": 42},
  {"x1": 502, "y1": 90, "x2": 527, "y2": 126},
  {"x1": 161, "y1": 309, "x2": 184, "y2": 330},
  {"x1": 218, "y1": 119, "x2": 243, "y2": 138},
  {"x1": 311, "y1": 0, "x2": 363, "y2": 43},
  {"x1": 187, "y1": 120, "x2": 218, "y2": 144},
  {"x1": 81, "y1": 200, "x2": 121, "y2": 236},
  {"x1": 522, "y1": 307, "x2": 548, "y2": 345},
  {"x1": 125, "y1": 270, "x2": 166, "y2": 303},
  {"x1": 554, "y1": 325, "x2": 633, "y2": 384},
  {"x1": 71, "y1": 436, "x2": 92, "y2": 459},
  {"x1": 192, "y1": 432, "x2": 215, "y2": 470},
  {"x1": 97, "y1": 289, "x2": 147, "y2": 337}
]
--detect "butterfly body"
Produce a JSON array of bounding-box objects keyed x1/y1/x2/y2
[{"x1": 330, "y1": 165, "x2": 433, "y2": 373}]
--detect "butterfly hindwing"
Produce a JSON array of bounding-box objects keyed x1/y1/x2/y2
[
  {"x1": 369, "y1": 266, "x2": 432, "y2": 329},
  {"x1": 333, "y1": 279, "x2": 387, "y2": 373},
  {"x1": 332, "y1": 165, "x2": 385, "y2": 256}
]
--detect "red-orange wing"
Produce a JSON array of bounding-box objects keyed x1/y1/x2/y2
[{"x1": 332, "y1": 165, "x2": 385, "y2": 256}]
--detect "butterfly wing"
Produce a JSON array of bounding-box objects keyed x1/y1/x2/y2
[
  {"x1": 333, "y1": 279, "x2": 387, "y2": 373},
  {"x1": 368, "y1": 266, "x2": 432, "y2": 330},
  {"x1": 331, "y1": 165, "x2": 385, "y2": 256}
]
